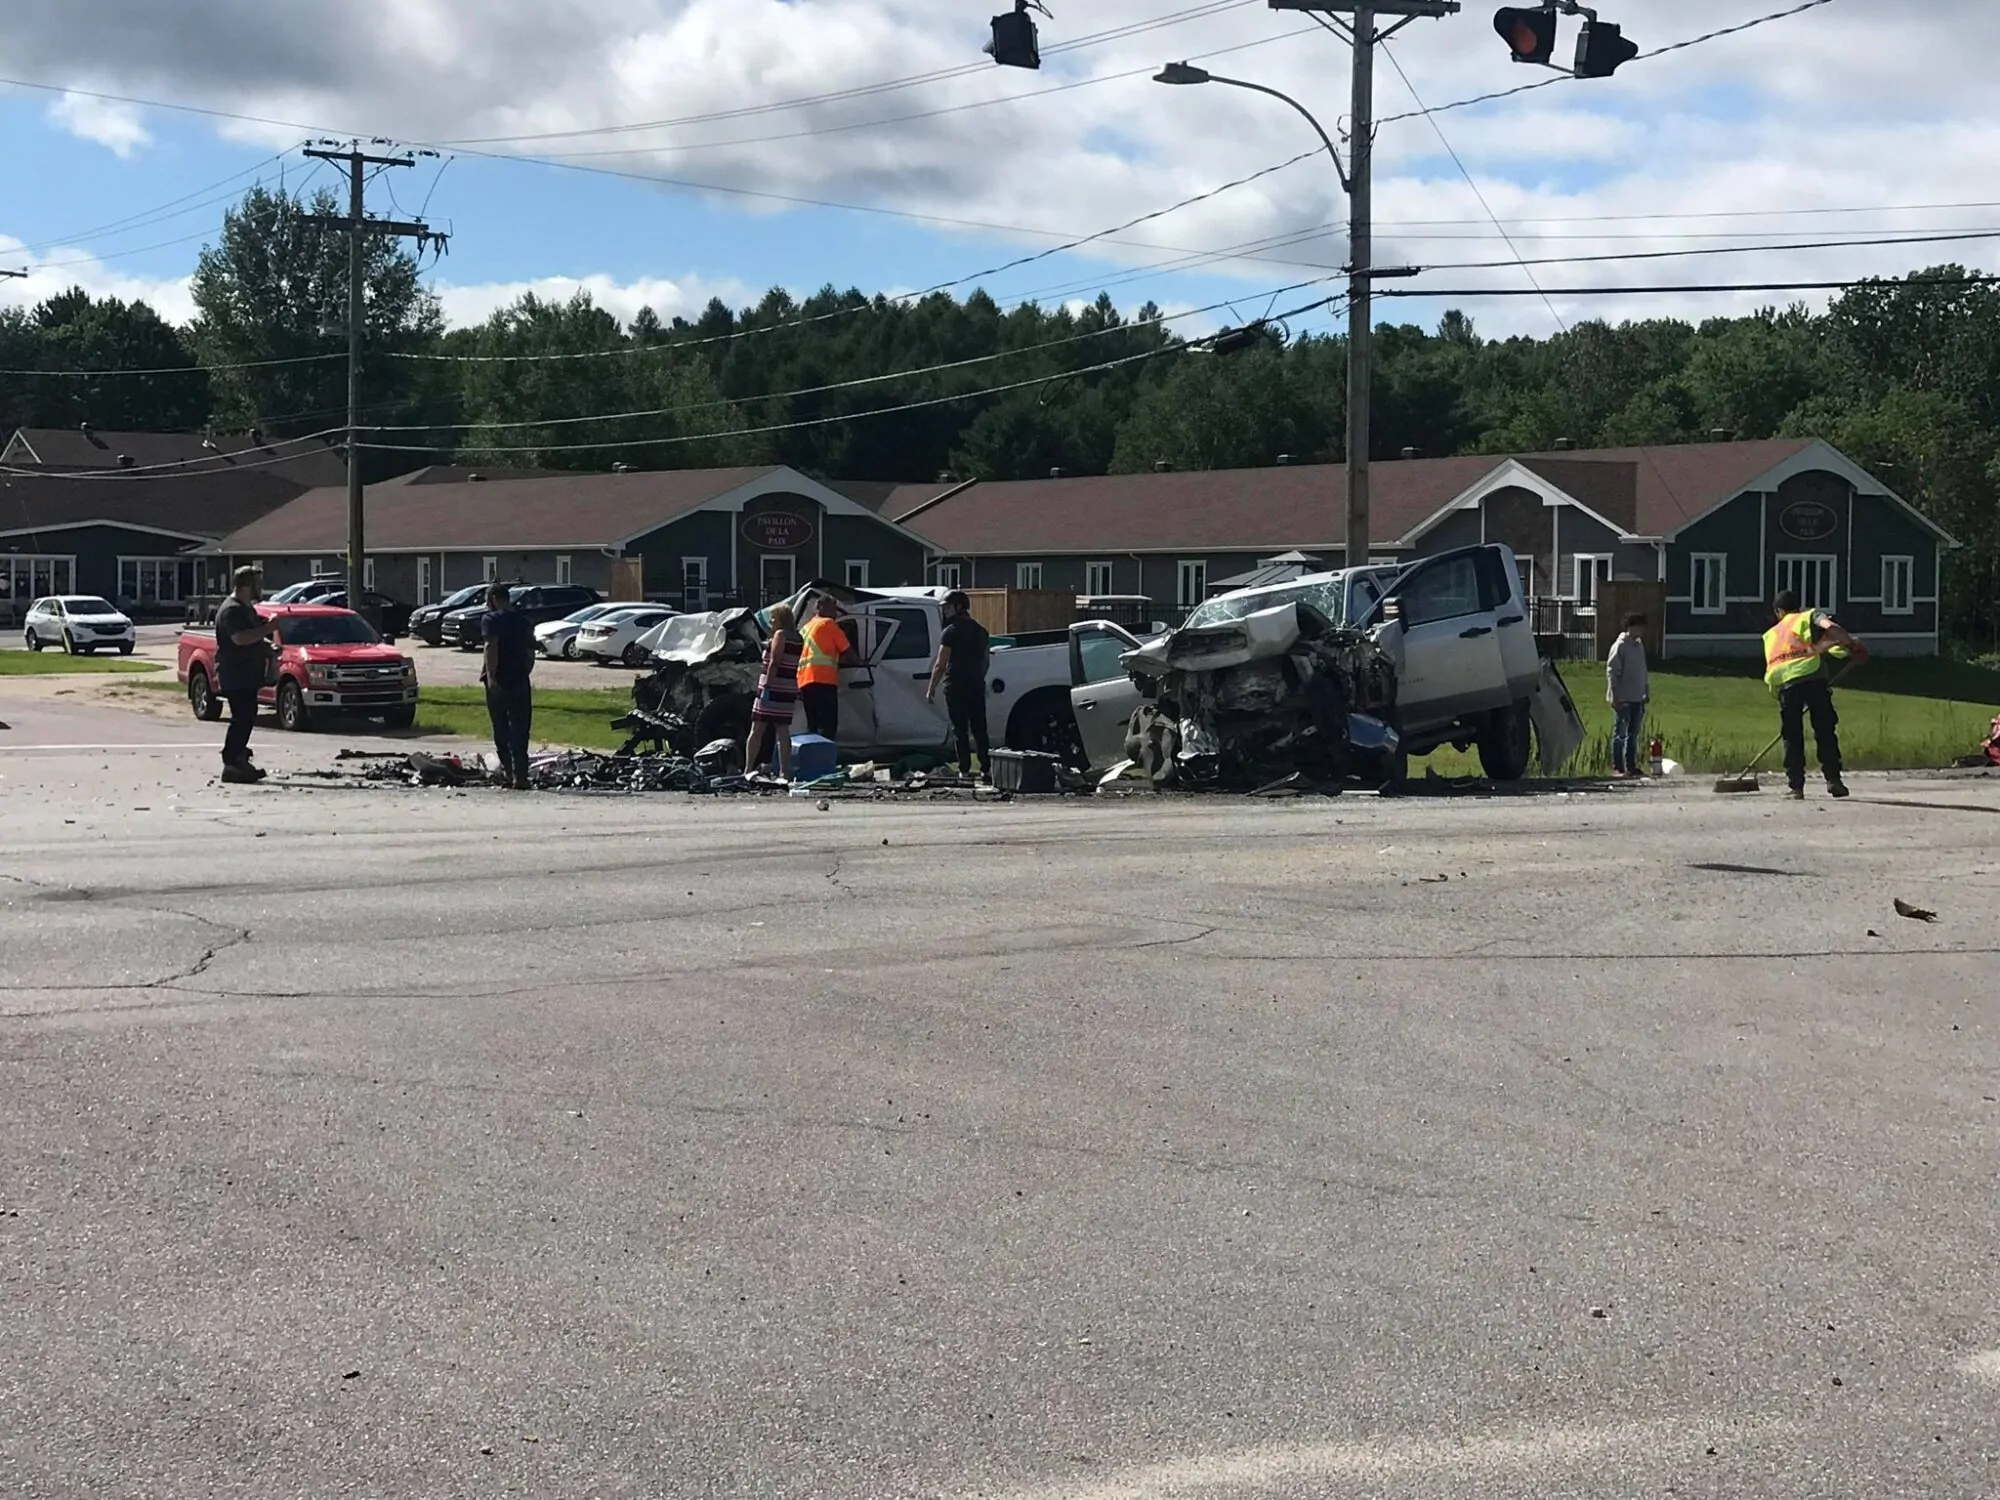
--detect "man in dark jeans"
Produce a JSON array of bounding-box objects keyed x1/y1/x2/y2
[
  {"x1": 480, "y1": 583, "x2": 536, "y2": 789},
  {"x1": 211, "y1": 565, "x2": 282, "y2": 785},
  {"x1": 927, "y1": 590, "x2": 992, "y2": 779}
]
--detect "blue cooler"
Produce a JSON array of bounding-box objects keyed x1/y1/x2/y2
[{"x1": 790, "y1": 733, "x2": 840, "y2": 783}]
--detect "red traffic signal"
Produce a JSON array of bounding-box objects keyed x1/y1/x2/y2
[
  {"x1": 1492, "y1": 5, "x2": 1556, "y2": 65},
  {"x1": 986, "y1": 3, "x2": 1041, "y2": 69},
  {"x1": 1574, "y1": 19, "x2": 1639, "y2": 78}
]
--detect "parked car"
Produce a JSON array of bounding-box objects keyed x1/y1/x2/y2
[
  {"x1": 177, "y1": 603, "x2": 419, "y2": 732},
  {"x1": 576, "y1": 606, "x2": 681, "y2": 666},
  {"x1": 1068, "y1": 545, "x2": 1585, "y2": 786},
  {"x1": 22, "y1": 595, "x2": 136, "y2": 655},
  {"x1": 268, "y1": 577, "x2": 347, "y2": 604},
  {"x1": 310, "y1": 590, "x2": 414, "y2": 637},
  {"x1": 408, "y1": 585, "x2": 491, "y2": 646},
  {"x1": 441, "y1": 584, "x2": 603, "y2": 650},
  {"x1": 537, "y1": 602, "x2": 645, "y2": 659}
]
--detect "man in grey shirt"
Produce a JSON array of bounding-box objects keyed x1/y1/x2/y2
[
  {"x1": 212, "y1": 565, "x2": 283, "y2": 784},
  {"x1": 1605, "y1": 611, "x2": 1650, "y2": 778}
]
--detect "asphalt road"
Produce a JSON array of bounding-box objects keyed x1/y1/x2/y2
[{"x1": 4, "y1": 699, "x2": 1999, "y2": 1499}]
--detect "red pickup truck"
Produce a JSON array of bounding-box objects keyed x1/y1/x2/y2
[{"x1": 178, "y1": 603, "x2": 420, "y2": 732}]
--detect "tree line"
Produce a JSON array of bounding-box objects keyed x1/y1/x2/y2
[{"x1": 3, "y1": 184, "x2": 1997, "y2": 645}]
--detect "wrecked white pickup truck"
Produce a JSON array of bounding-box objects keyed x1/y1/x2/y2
[
  {"x1": 616, "y1": 582, "x2": 1085, "y2": 762},
  {"x1": 1069, "y1": 544, "x2": 1585, "y2": 788}
]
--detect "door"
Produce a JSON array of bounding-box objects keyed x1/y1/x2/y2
[
  {"x1": 1484, "y1": 546, "x2": 1540, "y2": 692},
  {"x1": 859, "y1": 606, "x2": 953, "y2": 752},
  {"x1": 831, "y1": 610, "x2": 879, "y2": 754},
  {"x1": 417, "y1": 557, "x2": 433, "y2": 605},
  {"x1": 1375, "y1": 550, "x2": 1505, "y2": 734},
  {"x1": 760, "y1": 555, "x2": 795, "y2": 605},
  {"x1": 1068, "y1": 621, "x2": 1146, "y2": 769}
]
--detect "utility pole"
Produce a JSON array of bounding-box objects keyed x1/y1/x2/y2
[
  {"x1": 301, "y1": 142, "x2": 446, "y2": 626},
  {"x1": 1271, "y1": 1, "x2": 1456, "y2": 567}
]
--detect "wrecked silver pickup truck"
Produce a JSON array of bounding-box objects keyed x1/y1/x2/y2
[{"x1": 1069, "y1": 544, "x2": 1585, "y2": 788}]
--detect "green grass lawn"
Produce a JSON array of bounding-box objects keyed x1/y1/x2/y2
[
  {"x1": 1423, "y1": 656, "x2": 2000, "y2": 777},
  {"x1": 0, "y1": 652, "x2": 162, "y2": 676},
  {"x1": 413, "y1": 686, "x2": 633, "y2": 751}
]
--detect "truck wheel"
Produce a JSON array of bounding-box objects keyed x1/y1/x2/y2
[
  {"x1": 24, "y1": 629, "x2": 41, "y2": 651},
  {"x1": 1006, "y1": 688, "x2": 1087, "y2": 769},
  {"x1": 189, "y1": 667, "x2": 223, "y2": 721},
  {"x1": 277, "y1": 679, "x2": 312, "y2": 732},
  {"x1": 381, "y1": 706, "x2": 416, "y2": 730},
  {"x1": 621, "y1": 641, "x2": 650, "y2": 668},
  {"x1": 1478, "y1": 699, "x2": 1533, "y2": 781},
  {"x1": 694, "y1": 694, "x2": 752, "y2": 751}
]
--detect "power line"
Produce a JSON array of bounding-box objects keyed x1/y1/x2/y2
[
  {"x1": 1408, "y1": 227, "x2": 2000, "y2": 275},
  {"x1": 1376, "y1": 273, "x2": 2000, "y2": 300},
  {"x1": 0, "y1": 429, "x2": 348, "y2": 480},
  {"x1": 8, "y1": 154, "x2": 287, "y2": 255},
  {"x1": 0, "y1": 349, "x2": 344, "y2": 379}
]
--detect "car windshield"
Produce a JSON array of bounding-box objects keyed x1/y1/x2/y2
[
  {"x1": 440, "y1": 587, "x2": 486, "y2": 609},
  {"x1": 275, "y1": 613, "x2": 381, "y2": 646},
  {"x1": 1183, "y1": 578, "x2": 1346, "y2": 630},
  {"x1": 62, "y1": 597, "x2": 119, "y2": 615},
  {"x1": 563, "y1": 604, "x2": 615, "y2": 624}
]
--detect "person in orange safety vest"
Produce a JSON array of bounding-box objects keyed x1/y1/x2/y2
[
  {"x1": 795, "y1": 593, "x2": 851, "y2": 744},
  {"x1": 1762, "y1": 588, "x2": 1868, "y2": 800}
]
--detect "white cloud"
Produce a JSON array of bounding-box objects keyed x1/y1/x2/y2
[
  {"x1": 0, "y1": 235, "x2": 193, "y2": 320},
  {"x1": 430, "y1": 271, "x2": 760, "y2": 329},
  {"x1": 45, "y1": 90, "x2": 152, "y2": 157}
]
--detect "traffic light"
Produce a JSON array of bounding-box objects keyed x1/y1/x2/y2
[
  {"x1": 1574, "y1": 19, "x2": 1639, "y2": 78},
  {"x1": 986, "y1": 1, "x2": 1042, "y2": 70},
  {"x1": 1492, "y1": 5, "x2": 1556, "y2": 65}
]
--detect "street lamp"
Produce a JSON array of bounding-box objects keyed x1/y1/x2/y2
[{"x1": 1154, "y1": 60, "x2": 1371, "y2": 569}]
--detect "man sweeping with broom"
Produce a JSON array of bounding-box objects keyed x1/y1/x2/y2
[{"x1": 1763, "y1": 589, "x2": 1869, "y2": 800}]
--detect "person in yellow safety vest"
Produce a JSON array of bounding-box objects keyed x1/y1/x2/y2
[
  {"x1": 1763, "y1": 588, "x2": 1869, "y2": 800},
  {"x1": 795, "y1": 593, "x2": 852, "y2": 744}
]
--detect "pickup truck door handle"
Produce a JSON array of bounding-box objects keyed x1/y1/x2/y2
[
  {"x1": 1496, "y1": 614, "x2": 1525, "y2": 627},
  {"x1": 1459, "y1": 625, "x2": 1493, "y2": 638},
  {"x1": 1077, "y1": 699, "x2": 1096, "y2": 710}
]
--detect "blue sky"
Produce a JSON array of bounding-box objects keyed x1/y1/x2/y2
[{"x1": 0, "y1": 0, "x2": 1994, "y2": 342}]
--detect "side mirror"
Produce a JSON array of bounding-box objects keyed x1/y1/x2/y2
[
  {"x1": 1381, "y1": 596, "x2": 1403, "y2": 623},
  {"x1": 383, "y1": 633, "x2": 398, "y2": 645}
]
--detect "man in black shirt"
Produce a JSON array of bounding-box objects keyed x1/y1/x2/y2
[
  {"x1": 211, "y1": 566, "x2": 282, "y2": 784},
  {"x1": 480, "y1": 583, "x2": 536, "y2": 789},
  {"x1": 927, "y1": 590, "x2": 992, "y2": 779}
]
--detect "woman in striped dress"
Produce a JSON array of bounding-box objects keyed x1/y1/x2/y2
[{"x1": 743, "y1": 603, "x2": 801, "y2": 779}]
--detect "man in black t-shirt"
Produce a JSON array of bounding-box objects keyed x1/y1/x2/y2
[
  {"x1": 480, "y1": 584, "x2": 537, "y2": 789},
  {"x1": 928, "y1": 590, "x2": 992, "y2": 779},
  {"x1": 211, "y1": 565, "x2": 282, "y2": 784}
]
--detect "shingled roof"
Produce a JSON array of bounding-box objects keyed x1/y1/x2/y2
[
  {"x1": 2, "y1": 427, "x2": 349, "y2": 488},
  {"x1": 888, "y1": 439, "x2": 1819, "y2": 554},
  {"x1": 0, "y1": 472, "x2": 310, "y2": 542}
]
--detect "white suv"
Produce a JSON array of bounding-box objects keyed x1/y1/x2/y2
[{"x1": 23, "y1": 596, "x2": 137, "y2": 655}]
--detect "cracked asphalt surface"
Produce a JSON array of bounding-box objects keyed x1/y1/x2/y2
[{"x1": 5, "y1": 696, "x2": 2000, "y2": 1498}]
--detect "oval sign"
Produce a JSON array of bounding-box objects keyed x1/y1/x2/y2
[
  {"x1": 1779, "y1": 499, "x2": 1839, "y2": 542},
  {"x1": 742, "y1": 509, "x2": 815, "y2": 551}
]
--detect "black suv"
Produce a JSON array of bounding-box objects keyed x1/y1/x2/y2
[
  {"x1": 441, "y1": 583, "x2": 602, "y2": 649},
  {"x1": 409, "y1": 584, "x2": 490, "y2": 646}
]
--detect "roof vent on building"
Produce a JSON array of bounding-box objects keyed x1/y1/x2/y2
[
  {"x1": 1050, "y1": 467, "x2": 1067, "y2": 479},
  {"x1": 936, "y1": 470, "x2": 955, "y2": 484},
  {"x1": 1553, "y1": 437, "x2": 1575, "y2": 451},
  {"x1": 1709, "y1": 427, "x2": 1734, "y2": 442},
  {"x1": 1401, "y1": 446, "x2": 1422, "y2": 460},
  {"x1": 117, "y1": 453, "x2": 134, "y2": 468},
  {"x1": 1275, "y1": 454, "x2": 1294, "y2": 466},
  {"x1": 466, "y1": 472, "x2": 485, "y2": 482},
  {"x1": 248, "y1": 428, "x2": 263, "y2": 445},
  {"x1": 1153, "y1": 460, "x2": 1171, "y2": 473},
  {"x1": 613, "y1": 462, "x2": 632, "y2": 474},
  {"x1": 78, "y1": 421, "x2": 92, "y2": 436}
]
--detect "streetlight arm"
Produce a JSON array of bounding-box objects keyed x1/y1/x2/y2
[{"x1": 1207, "y1": 76, "x2": 1350, "y2": 194}]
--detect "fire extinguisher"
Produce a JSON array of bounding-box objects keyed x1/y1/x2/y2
[{"x1": 1648, "y1": 735, "x2": 1665, "y2": 778}]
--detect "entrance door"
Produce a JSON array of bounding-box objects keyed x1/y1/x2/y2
[
  {"x1": 418, "y1": 557, "x2": 433, "y2": 606},
  {"x1": 760, "y1": 555, "x2": 796, "y2": 605}
]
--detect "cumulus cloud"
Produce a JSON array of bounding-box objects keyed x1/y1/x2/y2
[
  {"x1": 431, "y1": 271, "x2": 761, "y2": 329},
  {"x1": 45, "y1": 90, "x2": 153, "y2": 157},
  {"x1": 0, "y1": 236, "x2": 193, "y2": 321}
]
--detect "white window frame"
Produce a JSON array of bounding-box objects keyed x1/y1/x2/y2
[
  {"x1": 417, "y1": 556, "x2": 433, "y2": 605},
  {"x1": 10, "y1": 556, "x2": 74, "y2": 601},
  {"x1": 1774, "y1": 554, "x2": 1837, "y2": 612},
  {"x1": 1880, "y1": 555, "x2": 1914, "y2": 615},
  {"x1": 1690, "y1": 553, "x2": 1727, "y2": 616},
  {"x1": 1177, "y1": 559, "x2": 1208, "y2": 609},
  {"x1": 117, "y1": 556, "x2": 182, "y2": 604},
  {"x1": 682, "y1": 557, "x2": 709, "y2": 610},
  {"x1": 1015, "y1": 562, "x2": 1044, "y2": 590},
  {"x1": 554, "y1": 554, "x2": 573, "y2": 586},
  {"x1": 309, "y1": 558, "x2": 324, "y2": 578},
  {"x1": 844, "y1": 559, "x2": 870, "y2": 589},
  {"x1": 1515, "y1": 557, "x2": 1536, "y2": 599},
  {"x1": 481, "y1": 556, "x2": 499, "y2": 583},
  {"x1": 1085, "y1": 560, "x2": 1114, "y2": 596},
  {"x1": 362, "y1": 557, "x2": 376, "y2": 591},
  {"x1": 1571, "y1": 554, "x2": 1613, "y2": 614},
  {"x1": 936, "y1": 562, "x2": 964, "y2": 589}
]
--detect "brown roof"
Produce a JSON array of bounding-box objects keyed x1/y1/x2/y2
[
  {"x1": 3, "y1": 428, "x2": 349, "y2": 488},
  {"x1": 890, "y1": 439, "x2": 1818, "y2": 554},
  {"x1": 375, "y1": 464, "x2": 567, "y2": 486},
  {"x1": 0, "y1": 472, "x2": 306, "y2": 542},
  {"x1": 218, "y1": 467, "x2": 780, "y2": 553}
]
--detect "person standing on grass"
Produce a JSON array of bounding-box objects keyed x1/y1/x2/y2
[
  {"x1": 928, "y1": 590, "x2": 992, "y2": 780},
  {"x1": 212, "y1": 565, "x2": 282, "y2": 785},
  {"x1": 796, "y1": 593, "x2": 850, "y2": 744},
  {"x1": 744, "y1": 602, "x2": 800, "y2": 780},
  {"x1": 1605, "y1": 611, "x2": 1650, "y2": 779},
  {"x1": 1764, "y1": 588, "x2": 1868, "y2": 801},
  {"x1": 480, "y1": 582, "x2": 536, "y2": 790}
]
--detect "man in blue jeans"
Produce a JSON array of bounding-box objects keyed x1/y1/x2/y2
[
  {"x1": 480, "y1": 583, "x2": 536, "y2": 789},
  {"x1": 1605, "y1": 611, "x2": 1650, "y2": 778}
]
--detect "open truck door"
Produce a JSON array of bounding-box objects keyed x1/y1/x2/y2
[
  {"x1": 1528, "y1": 659, "x2": 1586, "y2": 775},
  {"x1": 1068, "y1": 620, "x2": 1148, "y2": 771}
]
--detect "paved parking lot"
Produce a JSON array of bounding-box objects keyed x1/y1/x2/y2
[{"x1": 5, "y1": 690, "x2": 2000, "y2": 1499}]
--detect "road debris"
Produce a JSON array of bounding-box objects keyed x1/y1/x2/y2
[{"x1": 1893, "y1": 898, "x2": 1939, "y2": 923}]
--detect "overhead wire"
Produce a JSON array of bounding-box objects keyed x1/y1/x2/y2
[
  {"x1": 0, "y1": 428, "x2": 349, "y2": 481},
  {"x1": 1377, "y1": 274, "x2": 2000, "y2": 300}
]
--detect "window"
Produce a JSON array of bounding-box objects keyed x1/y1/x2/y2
[
  {"x1": 1690, "y1": 554, "x2": 1727, "y2": 615},
  {"x1": 417, "y1": 557, "x2": 433, "y2": 605},
  {"x1": 874, "y1": 606, "x2": 931, "y2": 660},
  {"x1": 363, "y1": 558, "x2": 376, "y2": 590},
  {"x1": 117, "y1": 558, "x2": 182, "y2": 604},
  {"x1": 481, "y1": 556, "x2": 498, "y2": 583},
  {"x1": 551, "y1": 555, "x2": 572, "y2": 586},
  {"x1": 1016, "y1": 562, "x2": 1044, "y2": 590},
  {"x1": 309, "y1": 558, "x2": 324, "y2": 578},
  {"x1": 1774, "y1": 554, "x2": 1837, "y2": 612},
  {"x1": 937, "y1": 562, "x2": 964, "y2": 589},
  {"x1": 1076, "y1": 627, "x2": 1132, "y2": 684},
  {"x1": 1515, "y1": 557, "x2": 1535, "y2": 599},
  {"x1": 1176, "y1": 560, "x2": 1208, "y2": 609},
  {"x1": 844, "y1": 559, "x2": 870, "y2": 589},
  {"x1": 1085, "y1": 561, "x2": 1114, "y2": 596},
  {"x1": 1572, "y1": 554, "x2": 1613, "y2": 613},
  {"x1": 1401, "y1": 556, "x2": 1483, "y2": 626},
  {"x1": 1881, "y1": 555, "x2": 1914, "y2": 615},
  {"x1": 681, "y1": 558, "x2": 708, "y2": 611}
]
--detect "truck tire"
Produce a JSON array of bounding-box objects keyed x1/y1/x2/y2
[
  {"x1": 1005, "y1": 687, "x2": 1087, "y2": 769},
  {"x1": 276, "y1": 679, "x2": 312, "y2": 733},
  {"x1": 24, "y1": 629, "x2": 41, "y2": 651},
  {"x1": 1478, "y1": 699, "x2": 1533, "y2": 781},
  {"x1": 188, "y1": 666, "x2": 223, "y2": 721},
  {"x1": 694, "y1": 693, "x2": 752, "y2": 752}
]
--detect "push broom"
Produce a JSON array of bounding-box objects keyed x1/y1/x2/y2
[{"x1": 1712, "y1": 660, "x2": 1855, "y2": 795}]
